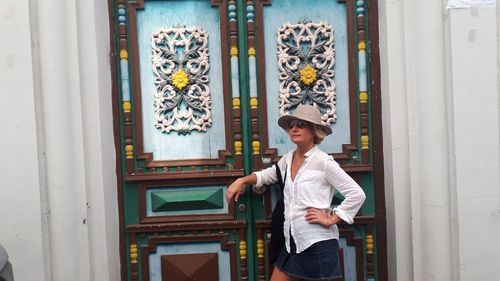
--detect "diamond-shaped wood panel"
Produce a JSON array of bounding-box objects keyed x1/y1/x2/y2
[
  {"x1": 161, "y1": 253, "x2": 219, "y2": 281},
  {"x1": 151, "y1": 188, "x2": 223, "y2": 212}
]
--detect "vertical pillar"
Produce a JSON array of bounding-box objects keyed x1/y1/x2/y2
[
  {"x1": 0, "y1": 0, "x2": 47, "y2": 280},
  {"x1": 34, "y1": 0, "x2": 118, "y2": 280},
  {"x1": 35, "y1": 0, "x2": 91, "y2": 279},
  {"x1": 410, "y1": 0, "x2": 454, "y2": 280},
  {"x1": 379, "y1": 0, "x2": 415, "y2": 279},
  {"x1": 380, "y1": 0, "x2": 455, "y2": 280},
  {"x1": 446, "y1": 5, "x2": 500, "y2": 280}
]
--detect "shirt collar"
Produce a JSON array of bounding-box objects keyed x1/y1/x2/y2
[
  {"x1": 286, "y1": 145, "x2": 317, "y2": 166},
  {"x1": 291, "y1": 145, "x2": 317, "y2": 158},
  {"x1": 304, "y1": 145, "x2": 317, "y2": 158}
]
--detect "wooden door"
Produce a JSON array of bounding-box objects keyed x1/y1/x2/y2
[{"x1": 110, "y1": 0, "x2": 386, "y2": 280}]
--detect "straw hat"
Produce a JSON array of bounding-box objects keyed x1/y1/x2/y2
[{"x1": 278, "y1": 104, "x2": 332, "y2": 135}]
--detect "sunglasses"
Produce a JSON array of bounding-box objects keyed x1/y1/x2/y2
[{"x1": 287, "y1": 119, "x2": 308, "y2": 129}]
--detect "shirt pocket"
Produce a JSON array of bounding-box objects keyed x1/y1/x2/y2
[{"x1": 296, "y1": 171, "x2": 331, "y2": 206}]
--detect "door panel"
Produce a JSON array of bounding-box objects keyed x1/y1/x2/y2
[
  {"x1": 117, "y1": 1, "x2": 247, "y2": 281},
  {"x1": 136, "y1": 1, "x2": 226, "y2": 161},
  {"x1": 250, "y1": 1, "x2": 377, "y2": 279},
  {"x1": 111, "y1": 0, "x2": 385, "y2": 280},
  {"x1": 261, "y1": 0, "x2": 352, "y2": 156}
]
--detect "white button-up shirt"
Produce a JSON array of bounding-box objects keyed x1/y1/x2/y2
[{"x1": 254, "y1": 146, "x2": 366, "y2": 253}]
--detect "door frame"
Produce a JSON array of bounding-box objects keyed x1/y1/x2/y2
[{"x1": 108, "y1": 0, "x2": 387, "y2": 280}]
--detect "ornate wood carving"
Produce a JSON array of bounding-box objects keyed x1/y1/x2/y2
[
  {"x1": 253, "y1": 0, "x2": 362, "y2": 167},
  {"x1": 140, "y1": 234, "x2": 237, "y2": 281},
  {"x1": 125, "y1": 169, "x2": 244, "y2": 182},
  {"x1": 277, "y1": 21, "x2": 338, "y2": 125},
  {"x1": 161, "y1": 253, "x2": 219, "y2": 281},
  {"x1": 127, "y1": 220, "x2": 246, "y2": 234},
  {"x1": 127, "y1": 0, "x2": 236, "y2": 171},
  {"x1": 110, "y1": 1, "x2": 387, "y2": 280},
  {"x1": 138, "y1": 179, "x2": 238, "y2": 224},
  {"x1": 129, "y1": 233, "x2": 139, "y2": 281},
  {"x1": 151, "y1": 26, "x2": 212, "y2": 135},
  {"x1": 238, "y1": 228, "x2": 248, "y2": 280}
]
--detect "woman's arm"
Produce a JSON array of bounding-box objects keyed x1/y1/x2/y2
[
  {"x1": 225, "y1": 156, "x2": 287, "y2": 204},
  {"x1": 304, "y1": 208, "x2": 341, "y2": 227},
  {"x1": 225, "y1": 174, "x2": 257, "y2": 203},
  {"x1": 324, "y1": 158, "x2": 366, "y2": 224}
]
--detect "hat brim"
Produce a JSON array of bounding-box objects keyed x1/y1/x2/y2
[{"x1": 278, "y1": 115, "x2": 332, "y2": 135}]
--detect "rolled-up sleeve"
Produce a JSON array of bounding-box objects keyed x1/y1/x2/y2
[
  {"x1": 254, "y1": 158, "x2": 287, "y2": 187},
  {"x1": 254, "y1": 165, "x2": 277, "y2": 187},
  {"x1": 324, "y1": 158, "x2": 366, "y2": 224}
]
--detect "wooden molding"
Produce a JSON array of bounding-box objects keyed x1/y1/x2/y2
[
  {"x1": 125, "y1": 169, "x2": 244, "y2": 182},
  {"x1": 127, "y1": 0, "x2": 236, "y2": 169},
  {"x1": 138, "y1": 179, "x2": 237, "y2": 223},
  {"x1": 140, "y1": 233, "x2": 237, "y2": 281},
  {"x1": 127, "y1": 220, "x2": 246, "y2": 233}
]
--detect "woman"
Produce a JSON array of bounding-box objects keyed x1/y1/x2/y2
[{"x1": 225, "y1": 104, "x2": 366, "y2": 281}]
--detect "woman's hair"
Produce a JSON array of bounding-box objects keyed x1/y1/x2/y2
[{"x1": 312, "y1": 125, "x2": 326, "y2": 144}]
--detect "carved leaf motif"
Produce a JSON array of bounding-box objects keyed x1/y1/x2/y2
[
  {"x1": 152, "y1": 26, "x2": 212, "y2": 135},
  {"x1": 277, "y1": 21, "x2": 337, "y2": 125}
]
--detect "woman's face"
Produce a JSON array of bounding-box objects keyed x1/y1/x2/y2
[{"x1": 287, "y1": 119, "x2": 315, "y2": 146}]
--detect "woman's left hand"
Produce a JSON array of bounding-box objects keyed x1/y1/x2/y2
[{"x1": 305, "y1": 208, "x2": 337, "y2": 228}]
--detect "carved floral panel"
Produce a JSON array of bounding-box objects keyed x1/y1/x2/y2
[
  {"x1": 277, "y1": 21, "x2": 337, "y2": 125},
  {"x1": 151, "y1": 26, "x2": 212, "y2": 135}
]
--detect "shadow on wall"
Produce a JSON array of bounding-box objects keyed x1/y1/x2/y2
[{"x1": 0, "y1": 244, "x2": 14, "y2": 281}]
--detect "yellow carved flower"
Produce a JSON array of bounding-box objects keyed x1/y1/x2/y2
[
  {"x1": 299, "y1": 64, "x2": 317, "y2": 86},
  {"x1": 172, "y1": 69, "x2": 189, "y2": 90}
]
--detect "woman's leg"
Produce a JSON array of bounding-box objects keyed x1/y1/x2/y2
[{"x1": 270, "y1": 267, "x2": 292, "y2": 281}]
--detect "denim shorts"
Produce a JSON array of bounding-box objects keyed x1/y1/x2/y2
[{"x1": 274, "y1": 236, "x2": 342, "y2": 280}]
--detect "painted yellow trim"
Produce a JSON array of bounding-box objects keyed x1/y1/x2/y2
[
  {"x1": 250, "y1": 97, "x2": 258, "y2": 109},
  {"x1": 123, "y1": 101, "x2": 131, "y2": 113},
  {"x1": 230, "y1": 46, "x2": 238, "y2": 57},
  {"x1": 239, "y1": 240, "x2": 247, "y2": 259},
  {"x1": 130, "y1": 243, "x2": 138, "y2": 263},
  {"x1": 257, "y1": 239, "x2": 264, "y2": 258},
  {"x1": 252, "y1": 141, "x2": 260, "y2": 155},
  {"x1": 359, "y1": 91, "x2": 368, "y2": 104},
  {"x1": 358, "y1": 41, "x2": 366, "y2": 51},
  {"x1": 120, "y1": 49, "x2": 128, "y2": 60},
  {"x1": 361, "y1": 135, "x2": 369, "y2": 150},
  {"x1": 248, "y1": 47, "x2": 256, "y2": 57},
  {"x1": 125, "y1": 144, "x2": 134, "y2": 159},
  {"x1": 235, "y1": 141, "x2": 242, "y2": 155},
  {"x1": 366, "y1": 234, "x2": 374, "y2": 254},
  {"x1": 233, "y1": 97, "x2": 240, "y2": 109}
]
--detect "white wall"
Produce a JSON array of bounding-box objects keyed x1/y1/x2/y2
[
  {"x1": 1, "y1": 0, "x2": 498, "y2": 280},
  {"x1": 0, "y1": 0, "x2": 119, "y2": 280},
  {"x1": 447, "y1": 7, "x2": 500, "y2": 280},
  {"x1": 380, "y1": 0, "x2": 500, "y2": 280},
  {"x1": 0, "y1": 0, "x2": 46, "y2": 280}
]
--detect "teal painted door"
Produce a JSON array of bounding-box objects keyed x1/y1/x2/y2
[{"x1": 111, "y1": 0, "x2": 386, "y2": 280}]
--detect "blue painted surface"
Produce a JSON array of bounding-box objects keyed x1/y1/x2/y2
[
  {"x1": 137, "y1": 1, "x2": 226, "y2": 160},
  {"x1": 249, "y1": 56, "x2": 258, "y2": 98},
  {"x1": 146, "y1": 185, "x2": 229, "y2": 216},
  {"x1": 149, "y1": 243, "x2": 230, "y2": 281},
  {"x1": 338, "y1": 237, "x2": 358, "y2": 281},
  {"x1": 263, "y1": 1, "x2": 351, "y2": 155},
  {"x1": 231, "y1": 57, "x2": 240, "y2": 98},
  {"x1": 358, "y1": 50, "x2": 367, "y2": 92},
  {"x1": 120, "y1": 59, "x2": 130, "y2": 101}
]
